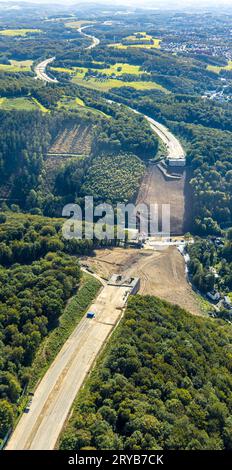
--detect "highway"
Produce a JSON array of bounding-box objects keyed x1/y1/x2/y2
[
  {"x1": 144, "y1": 115, "x2": 185, "y2": 161},
  {"x1": 128, "y1": 106, "x2": 185, "y2": 161},
  {"x1": 34, "y1": 57, "x2": 58, "y2": 83},
  {"x1": 34, "y1": 29, "x2": 184, "y2": 165},
  {"x1": 34, "y1": 25, "x2": 99, "y2": 83},
  {"x1": 6, "y1": 280, "x2": 132, "y2": 450},
  {"x1": 108, "y1": 101, "x2": 185, "y2": 163},
  {"x1": 6, "y1": 27, "x2": 187, "y2": 451},
  {"x1": 78, "y1": 25, "x2": 100, "y2": 50}
]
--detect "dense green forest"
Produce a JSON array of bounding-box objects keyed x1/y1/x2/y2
[
  {"x1": 94, "y1": 108, "x2": 158, "y2": 159},
  {"x1": 0, "y1": 103, "x2": 157, "y2": 215},
  {"x1": 174, "y1": 122, "x2": 232, "y2": 234},
  {"x1": 0, "y1": 18, "x2": 84, "y2": 62},
  {"x1": 54, "y1": 151, "x2": 145, "y2": 206},
  {"x1": 0, "y1": 110, "x2": 51, "y2": 201},
  {"x1": 60, "y1": 295, "x2": 232, "y2": 450},
  {"x1": 0, "y1": 109, "x2": 78, "y2": 207},
  {"x1": 0, "y1": 211, "x2": 100, "y2": 441},
  {"x1": 187, "y1": 230, "x2": 232, "y2": 319}
]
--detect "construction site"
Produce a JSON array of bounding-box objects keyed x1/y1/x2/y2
[
  {"x1": 82, "y1": 245, "x2": 203, "y2": 317},
  {"x1": 6, "y1": 274, "x2": 140, "y2": 450},
  {"x1": 136, "y1": 164, "x2": 193, "y2": 235}
]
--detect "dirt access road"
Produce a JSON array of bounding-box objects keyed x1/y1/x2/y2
[
  {"x1": 83, "y1": 247, "x2": 202, "y2": 317},
  {"x1": 6, "y1": 281, "x2": 133, "y2": 450}
]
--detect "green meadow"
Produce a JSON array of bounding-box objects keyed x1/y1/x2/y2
[
  {"x1": 0, "y1": 59, "x2": 33, "y2": 73},
  {"x1": 207, "y1": 60, "x2": 232, "y2": 74},
  {"x1": 0, "y1": 29, "x2": 41, "y2": 36}
]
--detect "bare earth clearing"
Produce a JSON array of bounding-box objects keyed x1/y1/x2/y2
[
  {"x1": 82, "y1": 246, "x2": 202, "y2": 316},
  {"x1": 43, "y1": 123, "x2": 93, "y2": 190},
  {"x1": 49, "y1": 123, "x2": 93, "y2": 155},
  {"x1": 136, "y1": 165, "x2": 192, "y2": 235}
]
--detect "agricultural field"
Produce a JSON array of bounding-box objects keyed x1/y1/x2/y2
[
  {"x1": 108, "y1": 32, "x2": 161, "y2": 49},
  {"x1": 56, "y1": 95, "x2": 109, "y2": 118},
  {"x1": 0, "y1": 96, "x2": 48, "y2": 112},
  {"x1": 0, "y1": 59, "x2": 33, "y2": 73},
  {"x1": 0, "y1": 96, "x2": 40, "y2": 111},
  {"x1": 0, "y1": 28, "x2": 41, "y2": 36},
  {"x1": 72, "y1": 76, "x2": 168, "y2": 93},
  {"x1": 207, "y1": 60, "x2": 232, "y2": 74},
  {"x1": 52, "y1": 62, "x2": 144, "y2": 78},
  {"x1": 52, "y1": 61, "x2": 167, "y2": 92},
  {"x1": 91, "y1": 63, "x2": 144, "y2": 76},
  {"x1": 65, "y1": 20, "x2": 95, "y2": 29},
  {"x1": 57, "y1": 96, "x2": 85, "y2": 108},
  {"x1": 31, "y1": 97, "x2": 49, "y2": 113}
]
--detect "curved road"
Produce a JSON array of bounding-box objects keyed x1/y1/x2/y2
[
  {"x1": 78, "y1": 24, "x2": 100, "y2": 50},
  {"x1": 34, "y1": 57, "x2": 58, "y2": 83},
  {"x1": 109, "y1": 101, "x2": 186, "y2": 162},
  {"x1": 33, "y1": 27, "x2": 185, "y2": 165},
  {"x1": 34, "y1": 25, "x2": 100, "y2": 83},
  {"x1": 144, "y1": 115, "x2": 185, "y2": 161}
]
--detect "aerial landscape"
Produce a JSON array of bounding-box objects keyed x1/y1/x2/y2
[{"x1": 0, "y1": 0, "x2": 231, "y2": 461}]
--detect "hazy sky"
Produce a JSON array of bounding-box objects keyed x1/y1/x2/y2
[
  {"x1": 1, "y1": 0, "x2": 232, "y2": 7},
  {"x1": 0, "y1": 0, "x2": 232, "y2": 10}
]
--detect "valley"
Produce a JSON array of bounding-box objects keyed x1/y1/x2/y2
[{"x1": 0, "y1": 1, "x2": 231, "y2": 455}]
